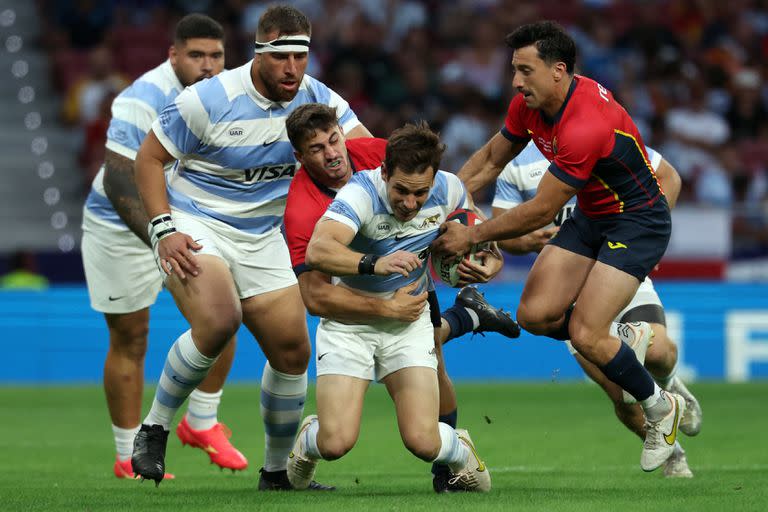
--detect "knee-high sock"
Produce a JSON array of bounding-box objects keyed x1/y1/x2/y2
[
  {"x1": 433, "y1": 422, "x2": 469, "y2": 472},
  {"x1": 260, "y1": 362, "x2": 307, "y2": 472},
  {"x1": 186, "y1": 389, "x2": 223, "y2": 431},
  {"x1": 144, "y1": 330, "x2": 217, "y2": 430},
  {"x1": 431, "y1": 409, "x2": 458, "y2": 475}
]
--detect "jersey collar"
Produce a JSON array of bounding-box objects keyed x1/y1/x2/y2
[{"x1": 540, "y1": 75, "x2": 578, "y2": 126}]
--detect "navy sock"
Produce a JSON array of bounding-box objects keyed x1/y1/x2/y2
[
  {"x1": 432, "y1": 409, "x2": 458, "y2": 476},
  {"x1": 442, "y1": 306, "x2": 474, "y2": 341},
  {"x1": 599, "y1": 342, "x2": 655, "y2": 401},
  {"x1": 548, "y1": 305, "x2": 574, "y2": 341}
]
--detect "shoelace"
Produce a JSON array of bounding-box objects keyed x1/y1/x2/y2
[
  {"x1": 643, "y1": 420, "x2": 663, "y2": 449},
  {"x1": 448, "y1": 471, "x2": 477, "y2": 488}
]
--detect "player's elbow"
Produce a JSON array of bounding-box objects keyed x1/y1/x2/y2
[{"x1": 305, "y1": 240, "x2": 321, "y2": 270}]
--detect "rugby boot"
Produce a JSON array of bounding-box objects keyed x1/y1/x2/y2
[
  {"x1": 662, "y1": 442, "x2": 694, "y2": 478},
  {"x1": 258, "y1": 468, "x2": 335, "y2": 491},
  {"x1": 641, "y1": 392, "x2": 686, "y2": 472},
  {"x1": 455, "y1": 286, "x2": 521, "y2": 339},
  {"x1": 667, "y1": 376, "x2": 702, "y2": 436},
  {"x1": 114, "y1": 457, "x2": 175, "y2": 480},
  {"x1": 447, "y1": 429, "x2": 491, "y2": 492},
  {"x1": 176, "y1": 416, "x2": 248, "y2": 471},
  {"x1": 131, "y1": 424, "x2": 169, "y2": 486}
]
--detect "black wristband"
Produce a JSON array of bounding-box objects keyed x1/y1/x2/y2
[{"x1": 358, "y1": 253, "x2": 379, "y2": 275}]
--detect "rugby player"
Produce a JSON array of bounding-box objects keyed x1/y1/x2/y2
[
  {"x1": 130, "y1": 5, "x2": 369, "y2": 489},
  {"x1": 80, "y1": 14, "x2": 245, "y2": 479},
  {"x1": 493, "y1": 140, "x2": 702, "y2": 477},
  {"x1": 432, "y1": 21, "x2": 686, "y2": 471},
  {"x1": 288, "y1": 122, "x2": 492, "y2": 492},
  {"x1": 283, "y1": 103, "x2": 520, "y2": 491}
]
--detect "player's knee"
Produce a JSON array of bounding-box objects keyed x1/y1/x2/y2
[
  {"x1": 267, "y1": 338, "x2": 311, "y2": 373},
  {"x1": 199, "y1": 307, "x2": 242, "y2": 342},
  {"x1": 109, "y1": 323, "x2": 149, "y2": 360},
  {"x1": 402, "y1": 429, "x2": 440, "y2": 462},
  {"x1": 318, "y1": 430, "x2": 356, "y2": 460},
  {"x1": 567, "y1": 321, "x2": 595, "y2": 355},
  {"x1": 517, "y1": 302, "x2": 560, "y2": 335}
]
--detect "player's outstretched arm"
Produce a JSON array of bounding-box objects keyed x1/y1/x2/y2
[
  {"x1": 298, "y1": 271, "x2": 425, "y2": 323},
  {"x1": 432, "y1": 172, "x2": 575, "y2": 258},
  {"x1": 655, "y1": 157, "x2": 682, "y2": 209},
  {"x1": 490, "y1": 206, "x2": 559, "y2": 255},
  {"x1": 103, "y1": 149, "x2": 152, "y2": 247},
  {"x1": 457, "y1": 133, "x2": 526, "y2": 195}
]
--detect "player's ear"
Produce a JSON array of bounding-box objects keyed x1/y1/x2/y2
[
  {"x1": 294, "y1": 150, "x2": 304, "y2": 166},
  {"x1": 553, "y1": 61, "x2": 566, "y2": 82},
  {"x1": 381, "y1": 162, "x2": 389, "y2": 182},
  {"x1": 168, "y1": 44, "x2": 177, "y2": 63}
]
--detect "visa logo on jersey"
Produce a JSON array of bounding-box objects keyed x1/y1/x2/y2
[{"x1": 243, "y1": 164, "x2": 297, "y2": 182}]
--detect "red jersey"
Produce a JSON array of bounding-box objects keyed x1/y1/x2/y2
[
  {"x1": 503, "y1": 75, "x2": 665, "y2": 218},
  {"x1": 284, "y1": 137, "x2": 387, "y2": 274}
]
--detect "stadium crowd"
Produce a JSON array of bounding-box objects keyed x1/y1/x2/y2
[{"x1": 36, "y1": 0, "x2": 768, "y2": 258}]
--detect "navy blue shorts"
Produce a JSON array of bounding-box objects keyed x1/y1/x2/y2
[{"x1": 548, "y1": 204, "x2": 671, "y2": 281}]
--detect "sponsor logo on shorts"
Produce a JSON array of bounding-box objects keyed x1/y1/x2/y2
[
  {"x1": 317, "y1": 352, "x2": 330, "y2": 361},
  {"x1": 608, "y1": 241, "x2": 628, "y2": 250},
  {"x1": 108, "y1": 295, "x2": 124, "y2": 301}
]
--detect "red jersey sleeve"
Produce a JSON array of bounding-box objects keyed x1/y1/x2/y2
[
  {"x1": 501, "y1": 94, "x2": 532, "y2": 143},
  {"x1": 548, "y1": 117, "x2": 613, "y2": 189},
  {"x1": 284, "y1": 172, "x2": 324, "y2": 275}
]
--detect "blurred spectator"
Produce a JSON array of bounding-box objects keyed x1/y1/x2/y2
[
  {"x1": 726, "y1": 68, "x2": 767, "y2": 140},
  {"x1": 60, "y1": 45, "x2": 129, "y2": 126},
  {"x1": 79, "y1": 88, "x2": 119, "y2": 188},
  {"x1": 52, "y1": 0, "x2": 114, "y2": 49},
  {"x1": 0, "y1": 252, "x2": 49, "y2": 290}
]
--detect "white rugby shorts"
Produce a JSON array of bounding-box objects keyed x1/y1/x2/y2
[
  {"x1": 315, "y1": 308, "x2": 438, "y2": 381},
  {"x1": 165, "y1": 210, "x2": 297, "y2": 299},
  {"x1": 82, "y1": 215, "x2": 162, "y2": 314}
]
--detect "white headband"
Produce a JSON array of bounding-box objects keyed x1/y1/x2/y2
[{"x1": 254, "y1": 34, "x2": 310, "y2": 54}]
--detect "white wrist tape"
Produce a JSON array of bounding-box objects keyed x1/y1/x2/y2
[{"x1": 148, "y1": 213, "x2": 176, "y2": 246}]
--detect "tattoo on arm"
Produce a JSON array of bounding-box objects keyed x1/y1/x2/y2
[{"x1": 102, "y1": 149, "x2": 152, "y2": 247}]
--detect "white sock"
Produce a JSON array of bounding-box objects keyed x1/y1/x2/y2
[
  {"x1": 113, "y1": 424, "x2": 139, "y2": 461},
  {"x1": 641, "y1": 385, "x2": 671, "y2": 421},
  {"x1": 260, "y1": 362, "x2": 307, "y2": 472},
  {"x1": 433, "y1": 422, "x2": 469, "y2": 473},
  {"x1": 464, "y1": 308, "x2": 480, "y2": 330},
  {"x1": 303, "y1": 418, "x2": 322, "y2": 460},
  {"x1": 144, "y1": 330, "x2": 217, "y2": 430},
  {"x1": 186, "y1": 389, "x2": 222, "y2": 431}
]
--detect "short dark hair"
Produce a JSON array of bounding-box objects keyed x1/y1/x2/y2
[
  {"x1": 174, "y1": 14, "x2": 224, "y2": 44},
  {"x1": 505, "y1": 21, "x2": 576, "y2": 74},
  {"x1": 384, "y1": 122, "x2": 445, "y2": 177},
  {"x1": 286, "y1": 103, "x2": 338, "y2": 150},
  {"x1": 257, "y1": 5, "x2": 311, "y2": 40}
]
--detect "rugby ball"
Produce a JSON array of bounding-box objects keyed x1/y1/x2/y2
[{"x1": 431, "y1": 209, "x2": 486, "y2": 287}]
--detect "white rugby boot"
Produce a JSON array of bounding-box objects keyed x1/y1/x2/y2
[
  {"x1": 641, "y1": 392, "x2": 686, "y2": 472},
  {"x1": 448, "y1": 429, "x2": 491, "y2": 492},
  {"x1": 286, "y1": 415, "x2": 319, "y2": 490}
]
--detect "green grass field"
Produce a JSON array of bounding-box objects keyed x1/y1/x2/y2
[{"x1": 1, "y1": 382, "x2": 766, "y2": 511}]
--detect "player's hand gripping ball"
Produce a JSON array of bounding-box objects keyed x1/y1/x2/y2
[{"x1": 431, "y1": 209, "x2": 488, "y2": 287}]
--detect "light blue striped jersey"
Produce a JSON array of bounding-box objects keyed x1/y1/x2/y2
[
  {"x1": 83, "y1": 60, "x2": 183, "y2": 230},
  {"x1": 492, "y1": 140, "x2": 663, "y2": 226},
  {"x1": 153, "y1": 61, "x2": 361, "y2": 238},
  {"x1": 323, "y1": 168, "x2": 469, "y2": 295}
]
